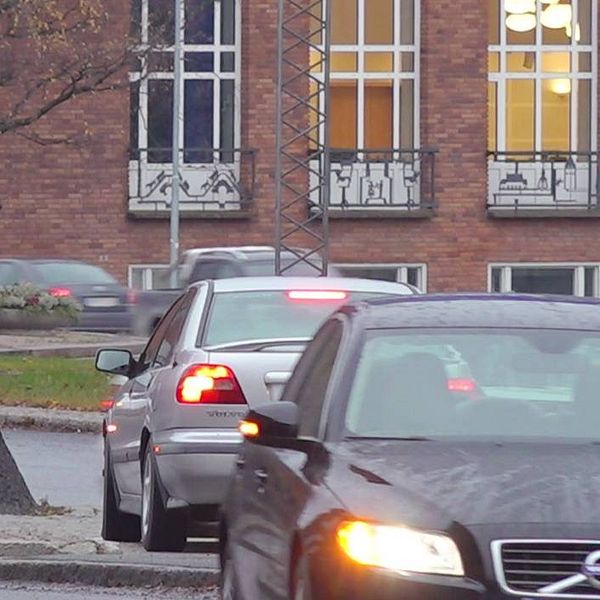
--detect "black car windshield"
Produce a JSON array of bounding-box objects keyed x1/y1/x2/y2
[
  {"x1": 203, "y1": 290, "x2": 388, "y2": 346},
  {"x1": 36, "y1": 262, "x2": 117, "y2": 285},
  {"x1": 345, "y1": 328, "x2": 600, "y2": 441}
]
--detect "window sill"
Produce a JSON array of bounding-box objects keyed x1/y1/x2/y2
[
  {"x1": 487, "y1": 205, "x2": 600, "y2": 219},
  {"x1": 127, "y1": 207, "x2": 254, "y2": 220},
  {"x1": 312, "y1": 205, "x2": 436, "y2": 219}
]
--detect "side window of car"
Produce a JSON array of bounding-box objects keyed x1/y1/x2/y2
[
  {"x1": 154, "y1": 290, "x2": 196, "y2": 367},
  {"x1": 137, "y1": 297, "x2": 183, "y2": 373},
  {"x1": 0, "y1": 263, "x2": 18, "y2": 286},
  {"x1": 287, "y1": 320, "x2": 344, "y2": 439}
]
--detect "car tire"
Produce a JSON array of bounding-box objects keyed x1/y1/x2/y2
[
  {"x1": 220, "y1": 540, "x2": 241, "y2": 600},
  {"x1": 292, "y1": 553, "x2": 314, "y2": 600},
  {"x1": 140, "y1": 444, "x2": 187, "y2": 552},
  {"x1": 102, "y1": 442, "x2": 141, "y2": 542}
]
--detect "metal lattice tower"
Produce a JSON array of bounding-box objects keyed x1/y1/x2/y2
[{"x1": 275, "y1": 0, "x2": 331, "y2": 276}]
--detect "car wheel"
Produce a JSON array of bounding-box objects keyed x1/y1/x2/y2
[
  {"x1": 102, "y1": 442, "x2": 140, "y2": 542},
  {"x1": 220, "y1": 541, "x2": 241, "y2": 600},
  {"x1": 292, "y1": 554, "x2": 314, "y2": 600},
  {"x1": 140, "y1": 444, "x2": 187, "y2": 552}
]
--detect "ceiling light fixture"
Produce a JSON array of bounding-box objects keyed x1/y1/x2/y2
[
  {"x1": 506, "y1": 13, "x2": 537, "y2": 32},
  {"x1": 540, "y1": 4, "x2": 572, "y2": 29},
  {"x1": 548, "y1": 78, "x2": 571, "y2": 95},
  {"x1": 565, "y1": 22, "x2": 581, "y2": 41},
  {"x1": 505, "y1": 0, "x2": 536, "y2": 14}
]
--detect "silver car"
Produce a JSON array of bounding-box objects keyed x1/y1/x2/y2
[{"x1": 95, "y1": 277, "x2": 416, "y2": 551}]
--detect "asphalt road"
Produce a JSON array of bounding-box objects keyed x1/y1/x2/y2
[
  {"x1": 0, "y1": 582, "x2": 219, "y2": 599},
  {"x1": 3, "y1": 428, "x2": 103, "y2": 508}
]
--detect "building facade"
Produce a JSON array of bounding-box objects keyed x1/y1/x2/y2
[{"x1": 0, "y1": 0, "x2": 598, "y2": 295}]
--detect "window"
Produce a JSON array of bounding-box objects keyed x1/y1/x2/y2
[
  {"x1": 489, "y1": 263, "x2": 600, "y2": 296},
  {"x1": 155, "y1": 290, "x2": 195, "y2": 366},
  {"x1": 334, "y1": 263, "x2": 427, "y2": 291},
  {"x1": 130, "y1": 0, "x2": 239, "y2": 163},
  {"x1": 315, "y1": 0, "x2": 418, "y2": 151},
  {"x1": 129, "y1": 265, "x2": 171, "y2": 290},
  {"x1": 488, "y1": 0, "x2": 597, "y2": 154}
]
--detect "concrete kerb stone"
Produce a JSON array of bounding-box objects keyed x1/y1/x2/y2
[
  {"x1": 0, "y1": 342, "x2": 146, "y2": 358},
  {"x1": 0, "y1": 557, "x2": 219, "y2": 589},
  {"x1": 0, "y1": 406, "x2": 103, "y2": 433}
]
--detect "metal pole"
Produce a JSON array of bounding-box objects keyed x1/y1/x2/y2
[
  {"x1": 274, "y1": 0, "x2": 284, "y2": 276},
  {"x1": 169, "y1": 0, "x2": 184, "y2": 287}
]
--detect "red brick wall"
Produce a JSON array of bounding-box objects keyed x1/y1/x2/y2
[{"x1": 0, "y1": 0, "x2": 598, "y2": 292}]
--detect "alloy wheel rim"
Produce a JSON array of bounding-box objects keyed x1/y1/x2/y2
[{"x1": 141, "y1": 456, "x2": 151, "y2": 538}]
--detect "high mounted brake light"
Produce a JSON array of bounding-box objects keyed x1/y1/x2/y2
[
  {"x1": 287, "y1": 290, "x2": 348, "y2": 301},
  {"x1": 447, "y1": 378, "x2": 477, "y2": 393},
  {"x1": 176, "y1": 364, "x2": 247, "y2": 405}
]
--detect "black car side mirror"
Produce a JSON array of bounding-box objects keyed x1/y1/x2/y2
[
  {"x1": 95, "y1": 348, "x2": 135, "y2": 378},
  {"x1": 240, "y1": 401, "x2": 299, "y2": 443}
]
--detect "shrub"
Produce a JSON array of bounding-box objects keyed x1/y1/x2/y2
[{"x1": 0, "y1": 283, "x2": 81, "y2": 319}]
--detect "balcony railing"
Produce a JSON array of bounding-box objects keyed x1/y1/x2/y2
[
  {"x1": 487, "y1": 151, "x2": 599, "y2": 215},
  {"x1": 309, "y1": 148, "x2": 437, "y2": 215},
  {"x1": 128, "y1": 148, "x2": 256, "y2": 216}
]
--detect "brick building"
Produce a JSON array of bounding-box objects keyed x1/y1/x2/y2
[{"x1": 0, "y1": 0, "x2": 598, "y2": 296}]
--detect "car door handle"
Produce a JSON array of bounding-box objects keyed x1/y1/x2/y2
[
  {"x1": 254, "y1": 469, "x2": 268, "y2": 485},
  {"x1": 236, "y1": 456, "x2": 245, "y2": 469}
]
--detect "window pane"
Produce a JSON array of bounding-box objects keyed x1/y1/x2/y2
[
  {"x1": 185, "y1": 52, "x2": 214, "y2": 72},
  {"x1": 185, "y1": 0, "x2": 214, "y2": 44},
  {"x1": 337, "y1": 266, "x2": 398, "y2": 282},
  {"x1": 148, "y1": 51, "x2": 174, "y2": 72},
  {"x1": 542, "y1": 52, "x2": 570, "y2": 73},
  {"x1": 221, "y1": 52, "x2": 235, "y2": 72},
  {"x1": 365, "y1": 81, "x2": 393, "y2": 149},
  {"x1": 148, "y1": 80, "x2": 173, "y2": 162},
  {"x1": 491, "y1": 267, "x2": 502, "y2": 293},
  {"x1": 365, "y1": 0, "x2": 393, "y2": 45},
  {"x1": 331, "y1": 52, "x2": 357, "y2": 72},
  {"x1": 488, "y1": 0, "x2": 499, "y2": 45},
  {"x1": 488, "y1": 52, "x2": 499, "y2": 72},
  {"x1": 488, "y1": 82, "x2": 497, "y2": 152},
  {"x1": 221, "y1": 0, "x2": 236, "y2": 45},
  {"x1": 330, "y1": 81, "x2": 357, "y2": 148},
  {"x1": 507, "y1": 20, "x2": 534, "y2": 45},
  {"x1": 511, "y1": 268, "x2": 574, "y2": 295},
  {"x1": 400, "y1": 53, "x2": 414, "y2": 71},
  {"x1": 130, "y1": 268, "x2": 145, "y2": 290},
  {"x1": 579, "y1": 53, "x2": 592, "y2": 72},
  {"x1": 220, "y1": 80, "x2": 235, "y2": 161},
  {"x1": 585, "y1": 267, "x2": 596, "y2": 297},
  {"x1": 542, "y1": 80, "x2": 570, "y2": 151},
  {"x1": 130, "y1": 82, "x2": 140, "y2": 160},
  {"x1": 399, "y1": 79, "x2": 414, "y2": 148},
  {"x1": 579, "y1": 0, "x2": 592, "y2": 44},
  {"x1": 507, "y1": 51, "x2": 535, "y2": 72},
  {"x1": 331, "y1": 0, "x2": 357, "y2": 44},
  {"x1": 578, "y1": 80, "x2": 591, "y2": 153},
  {"x1": 406, "y1": 267, "x2": 420, "y2": 287},
  {"x1": 400, "y1": 0, "x2": 414, "y2": 44},
  {"x1": 506, "y1": 79, "x2": 534, "y2": 152},
  {"x1": 149, "y1": 0, "x2": 174, "y2": 46},
  {"x1": 131, "y1": 0, "x2": 142, "y2": 41},
  {"x1": 365, "y1": 52, "x2": 394, "y2": 72},
  {"x1": 184, "y1": 80, "x2": 214, "y2": 163},
  {"x1": 543, "y1": 13, "x2": 570, "y2": 45}
]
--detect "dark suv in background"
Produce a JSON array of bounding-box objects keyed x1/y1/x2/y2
[{"x1": 0, "y1": 258, "x2": 134, "y2": 332}]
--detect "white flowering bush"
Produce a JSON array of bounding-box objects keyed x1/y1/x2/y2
[{"x1": 0, "y1": 283, "x2": 80, "y2": 319}]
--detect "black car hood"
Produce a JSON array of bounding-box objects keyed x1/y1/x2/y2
[{"x1": 326, "y1": 440, "x2": 600, "y2": 528}]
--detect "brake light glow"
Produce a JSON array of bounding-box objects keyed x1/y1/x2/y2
[
  {"x1": 49, "y1": 287, "x2": 72, "y2": 298},
  {"x1": 100, "y1": 399, "x2": 114, "y2": 411},
  {"x1": 287, "y1": 290, "x2": 348, "y2": 301},
  {"x1": 126, "y1": 289, "x2": 138, "y2": 305},
  {"x1": 176, "y1": 364, "x2": 247, "y2": 405},
  {"x1": 447, "y1": 378, "x2": 477, "y2": 393},
  {"x1": 239, "y1": 420, "x2": 260, "y2": 438}
]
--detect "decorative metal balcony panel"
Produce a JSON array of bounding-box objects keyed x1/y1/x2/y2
[
  {"x1": 488, "y1": 151, "x2": 599, "y2": 214},
  {"x1": 128, "y1": 148, "x2": 256, "y2": 216},
  {"x1": 309, "y1": 149, "x2": 437, "y2": 213}
]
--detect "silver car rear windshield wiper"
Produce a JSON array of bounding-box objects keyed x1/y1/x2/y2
[{"x1": 204, "y1": 338, "x2": 311, "y2": 352}]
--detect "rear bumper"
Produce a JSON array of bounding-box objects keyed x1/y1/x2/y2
[{"x1": 153, "y1": 429, "x2": 241, "y2": 507}]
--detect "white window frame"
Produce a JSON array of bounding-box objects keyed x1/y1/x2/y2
[
  {"x1": 333, "y1": 263, "x2": 427, "y2": 291},
  {"x1": 318, "y1": 0, "x2": 420, "y2": 150},
  {"x1": 130, "y1": 0, "x2": 242, "y2": 161},
  {"x1": 488, "y1": 262, "x2": 600, "y2": 297},
  {"x1": 488, "y1": 0, "x2": 598, "y2": 153},
  {"x1": 128, "y1": 264, "x2": 171, "y2": 290}
]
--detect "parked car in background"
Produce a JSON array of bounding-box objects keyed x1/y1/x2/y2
[
  {"x1": 221, "y1": 293, "x2": 600, "y2": 600},
  {"x1": 131, "y1": 246, "x2": 342, "y2": 336},
  {"x1": 96, "y1": 277, "x2": 416, "y2": 552},
  {"x1": 0, "y1": 258, "x2": 134, "y2": 332}
]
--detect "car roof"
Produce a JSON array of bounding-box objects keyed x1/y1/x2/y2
[
  {"x1": 202, "y1": 276, "x2": 416, "y2": 295},
  {"x1": 357, "y1": 293, "x2": 600, "y2": 331},
  {"x1": 182, "y1": 247, "x2": 321, "y2": 262}
]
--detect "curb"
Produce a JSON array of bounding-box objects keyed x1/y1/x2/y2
[
  {"x1": 0, "y1": 407, "x2": 102, "y2": 433},
  {"x1": 0, "y1": 557, "x2": 219, "y2": 589},
  {"x1": 0, "y1": 341, "x2": 146, "y2": 359}
]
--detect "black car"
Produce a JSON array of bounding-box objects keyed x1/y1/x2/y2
[
  {"x1": 220, "y1": 294, "x2": 600, "y2": 600},
  {"x1": 0, "y1": 258, "x2": 134, "y2": 332}
]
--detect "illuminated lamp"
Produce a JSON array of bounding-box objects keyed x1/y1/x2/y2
[
  {"x1": 565, "y1": 22, "x2": 581, "y2": 42},
  {"x1": 540, "y1": 4, "x2": 572, "y2": 29},
  {"x1": 548, "y1": 78, "x2": 572, "y2": 95},
  {"x1": 506, "y1": 13, "x2": 537, "y2": 32},
  {"x1": 505, "y1": 0, "x2": 536, "y2": 14}
]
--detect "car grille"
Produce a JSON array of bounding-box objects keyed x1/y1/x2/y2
[{"x1": 492, "y1": 540, "x2": 600, "y2": 598}]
